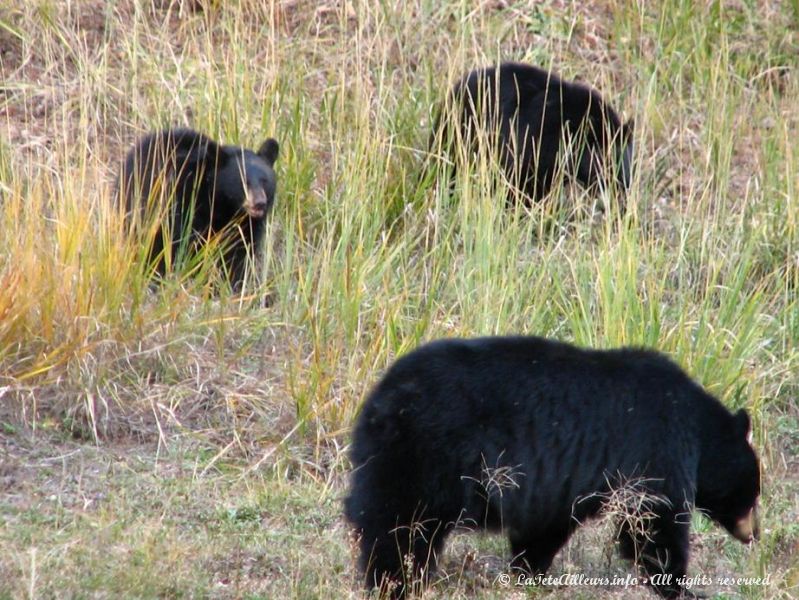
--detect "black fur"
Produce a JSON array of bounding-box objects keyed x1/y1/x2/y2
[
  {"x1": 345, "y1": 336, "x2": 760, "y2": 598},
  {"x1": 434, "y1": 62, "x2": 632, "y2": 202},
  {"x1": 118, "y1": 128, "x2": 279, "y2": 287}
]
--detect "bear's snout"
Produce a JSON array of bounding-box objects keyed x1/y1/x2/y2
[
  {"x1": 732, "y1": 506, "x2": 759, "y2": 543},
  {"x1": 244, "y1": 186, "x2": 269, "y2": 218}
]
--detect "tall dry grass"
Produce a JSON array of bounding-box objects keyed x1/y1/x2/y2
[{"x1": 0, "y1": 0, "x2": 797, "y2": 597}]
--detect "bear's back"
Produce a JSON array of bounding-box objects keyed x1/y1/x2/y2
[
  {"x1": 118, "y1": 128, "x2": 216, "y2": 213},
  {"x1": 356, "y1": 336, "x2": 706, "y2": 488}
]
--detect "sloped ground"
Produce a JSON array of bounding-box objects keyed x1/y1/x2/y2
[{"x1": 1, "y1": 1, "x2": 798, "y2": 598}]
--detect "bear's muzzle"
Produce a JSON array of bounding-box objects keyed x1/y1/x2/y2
[
  {"x1": 732, "y1": 506, "x2": 759, "y2": 543},
  {"x1": 244, "y1": 186, "x2": 269, "y2": 218}
]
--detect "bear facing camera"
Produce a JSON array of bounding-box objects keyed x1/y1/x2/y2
[
  {"x1": 345, "y1": 336, "x2": 760, "y2": 599},
  {"x1": 118, "y1": 128, "x2": 279, "y2": 289},
  {"x1": 435, "y1": 62, "x2": 632, "y2": 203}
]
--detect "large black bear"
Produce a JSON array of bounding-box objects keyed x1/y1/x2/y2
[
  {"x1": 345, "y1": 336, "x2": 760, "y2": 599},
  {"x1": 434, "y1": 62, "x2": 632, "y2": 203},
  {"x1": 118, "y1": 128, "x2": 279, "y2": 288}
]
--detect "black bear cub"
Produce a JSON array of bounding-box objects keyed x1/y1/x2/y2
[
  {"x1": 345, "y1": 336, "x2": 760, "y2": 599},
  {"x1": 118, "y1": 128, "x2": 279, "y2": 288},
  {"x1": 435, "y1": 62, "x2": 632, "y2": 202}
]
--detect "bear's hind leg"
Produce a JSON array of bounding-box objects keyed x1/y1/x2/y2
[{"x1": 359, "y1": 514, "x2": 449, "y2": 600}]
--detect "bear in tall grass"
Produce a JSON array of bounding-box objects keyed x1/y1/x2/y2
[
  {"x1": 434, "y1": 62, "x2": 633, "y2": 203},
  {"x1": 118, "y1": 128, "x2": 279, "y2": 288},
  {"x1": 345, "y1": 336, "x2": 760, "y2": 599}
]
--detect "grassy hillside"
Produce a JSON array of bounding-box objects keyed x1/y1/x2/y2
[{"x1": 1, "y1": 1, "x2": 797, "y2": 598}]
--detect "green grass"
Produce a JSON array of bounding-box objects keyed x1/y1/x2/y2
[{"x1": 0, "y1": 0, "x2": 797, "y2": 598}]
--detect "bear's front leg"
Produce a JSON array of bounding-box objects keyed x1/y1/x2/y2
[
  {"x1": 508, "y1": 523, "x2": 574, "y2": 576},
  {"x1": 617, "y1": 509, "x2": 696, "y2": 598}
]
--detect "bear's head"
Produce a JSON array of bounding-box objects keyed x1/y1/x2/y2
[
  {"x1": 567, "y1": 87, "x2": 633, "y2": 195},
  {"x1": 213, "y1": 138, "x2": 280, "y2": 220},
  {"x1": 696, "y1": 408, "x2": 761, "y2": 544}
]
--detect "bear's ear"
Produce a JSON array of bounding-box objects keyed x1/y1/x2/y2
[
  {"x1": 257, "y1": 138, "x2": 279, "y2": 165},
  {"x1": 734, "y1": 409, "x2": 752, "y2": 443}
]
